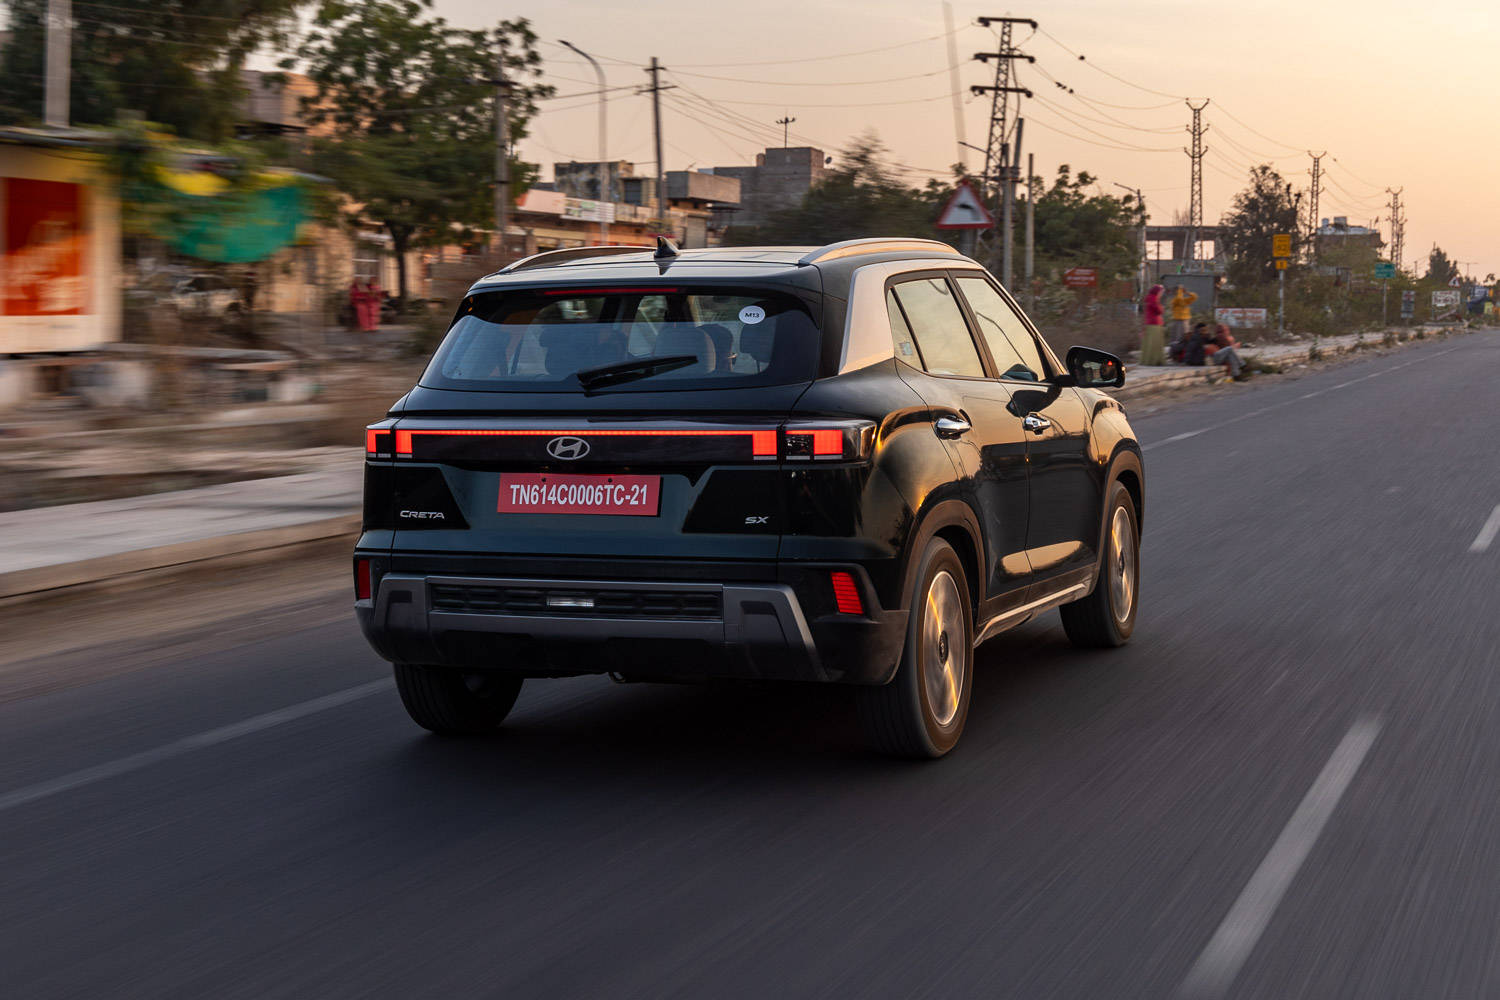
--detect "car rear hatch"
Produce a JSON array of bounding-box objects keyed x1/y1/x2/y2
[{"x1": 373, "y1": 281, "x2": 826, "y2": 568}]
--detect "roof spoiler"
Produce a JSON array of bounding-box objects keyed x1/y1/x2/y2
[
  {"x1": 797, "y1": 238, "x2": 962, "y2": 267},
  {"x1": 496, "y1": 245, "x2": 648, "y2": 275}
]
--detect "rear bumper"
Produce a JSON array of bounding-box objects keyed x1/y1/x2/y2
[{"x1": 355, "y1": 570, "x2": 906, "y2": 684}]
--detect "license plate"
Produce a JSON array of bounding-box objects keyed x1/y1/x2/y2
[{"x1": 498, "y1": 473, "x2": 661, "y2": 516}]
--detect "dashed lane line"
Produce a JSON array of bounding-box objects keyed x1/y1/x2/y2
[
  {"x1": 1179, "y1": 716, "x2": 1383, "y2": 999},
  {"x1": 1143, "y1": 345, "x2": 1462, "y2": 452},
  {"x1": 0, "y1": 679, "x2": 391, "y2": 815},
  {"x1": 1470, "y1": 504, "x2": 1500, "y2": 553}
]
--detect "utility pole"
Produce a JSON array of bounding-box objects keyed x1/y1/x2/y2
[
  {"x1": 1386, "y1": 187, "x2": 1405, "y2": 274},
  {"x1": 45, "y1": 0, "x2": 71, "y2": 128},
  {"x1": 1184, "y1": 99, "x2": 1209, "y2": 266},
  {"x1": 560, "y1": 40, "x2": 609, "y2": 245},
  {"x1": 971, "y1": 15, "x2": 1035, "y2": 288},
  {"x1": 775, "y1": 115, "x2": 796, "y2": 148},
  {"x1": 644, "y1": 58, "x2": 671, "y2": 234},
  {"x1": 490, "y1": 51, "x2": 512, "y2": 258},
  {"x1": 1306, "y1": 151, "x2": 1325, "y2": 253},
  {"x1": 1000, "y1": 118, "x2": 1024, "y2": 291},
  {"x1": 1113, "y1": 181, "x2": 1146, "y2": 300},
  {"x1": 1025, "y1": 152, "x2": 1035, "y2": 311}
]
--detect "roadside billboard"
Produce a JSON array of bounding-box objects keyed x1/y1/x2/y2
[
  {"x1": 2, "y1": 178, "x2": 87, "y2": 317},
  {"x1": 1431, "y1": 289, "x2": 1460, "y2": 320},
  {"x1": 1214, "y1": 307, "x2": 1269, "y2": 329}
]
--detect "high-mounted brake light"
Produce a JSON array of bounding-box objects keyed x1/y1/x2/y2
[
  {"x1": 830, "y1": 571, "x2": 864, "y2": 616},
  {"x1": 540, "y1": 287, "x2": 680, "y2": 296},
  {"x1": 354, "y1": 558, "x2": 372, "y2": 601}
]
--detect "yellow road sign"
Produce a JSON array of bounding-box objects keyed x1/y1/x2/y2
[
  {"x1": 1275, "y1": 259, "x2": 1289, "y2": 270},
  {"x1": 1272, "y1": 233, "x2": 1292, "y2": 258}
]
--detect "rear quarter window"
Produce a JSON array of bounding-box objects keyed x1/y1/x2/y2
[{"x1": 422, "y1": 287, "x2": 820, "y2": 392}]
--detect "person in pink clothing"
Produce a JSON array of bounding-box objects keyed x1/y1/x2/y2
[{"x1": 1139, "y1": 283, "x2": 1166, "y2": 365}]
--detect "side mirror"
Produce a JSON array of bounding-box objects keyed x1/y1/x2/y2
[{"x1": 1065, "y1": 346, "x2": 1125, "y2": 388}]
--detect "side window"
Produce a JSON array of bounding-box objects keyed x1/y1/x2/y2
[
  {"x1": 885, "y1": 289, "x2": 923, "y2": 366},
  {"x1": 889, "y1": 277, "x2": 984, "y2": 377},
  {"x1": 955, "y1": 275, "x2": 1048, "y2": 381}
]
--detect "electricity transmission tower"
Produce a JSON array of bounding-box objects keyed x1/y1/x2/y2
[
  {"x1": 1386, "y1": 187, "x2": 1405, "y2": 273},
  {"x1": 971, "y1": 16, "x2": 1035, "y2": 287},
  {"x1": 1306, "y1": 151, "x2": 1325, "y2": 252},
  {"x1": 1183, "y1": 99, "x2": 1209, "y2": 264}
]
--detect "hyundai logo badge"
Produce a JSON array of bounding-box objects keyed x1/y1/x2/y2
[{"x1": 546, "y1": 436, "x2": 590, "y2": 460}]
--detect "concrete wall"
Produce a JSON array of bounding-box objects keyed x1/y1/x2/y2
[{"x1": 1, "y1": 145, "x2": 122, "y2": 353}]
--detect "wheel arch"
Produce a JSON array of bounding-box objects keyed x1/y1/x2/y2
[{"x1": 900, "y1": 498, "x2": 984, "y2": 615}]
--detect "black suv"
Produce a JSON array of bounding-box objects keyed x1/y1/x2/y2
[{"x1": 356, "y1": 238, "x2": 1143, "y2": 757}]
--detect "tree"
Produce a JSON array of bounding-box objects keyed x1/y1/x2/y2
[
  {"x1": 1026, "y1": 164, "x2": 1143, "y2": 280},
  {"x1": 1220, "y1": 165, "x2": 1302, "y2": 288},
  {"x1": 0, "y1": 0, "x2": 303, "y2": 141},
  {"x1": 287, "y1": 0, "x2": 551, "y2": 300},
  {"x1": 728, "y1": 133, "x2": 948, "y2": 246},
  {"x1": 1425, "y1": 246, "x2": 1459, "y2": 284}
]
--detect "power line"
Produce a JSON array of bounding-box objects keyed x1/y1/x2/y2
[
  {"x1": 1035, "y1": 27, "x2": 1187, "y2": 100},
  {"x1": 667, "y1": 66, "x2": 951, "y2": 87},
  {"x1": 1211, "y1": 103, "x2": 1303, "y2": 152},
  {"x1": 666, "y1": 28, "x2": 961, "y2": 68},
  {"x1": 1025, "y1": 111, "x2": 1186, "y2": 153},
  {"x1": 1028, "y1": 96, "x2": 1178, "y2": 151}
]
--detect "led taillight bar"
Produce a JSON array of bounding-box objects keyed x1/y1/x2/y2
[
  {"x1": 393, "y1": 428, "x2": 779, "y2": 458},
  {"x1": 354, "y1": 558, "x2": 372, "y2": 601},
  {"x1": 783, "y1": 422, "x2": 876, "y2": 462}
]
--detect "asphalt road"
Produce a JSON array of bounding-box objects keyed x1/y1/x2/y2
[{"x1": 4, "y1": 331, "x2": 1499, "y2": 999}]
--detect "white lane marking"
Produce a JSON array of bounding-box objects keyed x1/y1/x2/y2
[
  {"x1": 1144, "y1": 345, "x2": 1462, "y2": 452},
  {"x1": 0, "y1": 679, "x2": 391, "y2": 815},
  {"x1": 1179, "y1": 716, "x2": 1382, "y2": 999},
  {"x1": 1470, "y1": 504, "x2": 1500, "y2": 553}
]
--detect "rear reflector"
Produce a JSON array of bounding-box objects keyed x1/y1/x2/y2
[
  {"x1": 354, "y1": 559, "x2": 372, "y2": 601},
  {"x1": 830, "y1": 571, "x2": 863, "y2": 615}
]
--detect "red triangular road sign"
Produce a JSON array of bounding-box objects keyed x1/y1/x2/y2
[
  {"x1": 935, "y1": 180, "x2": 995, "y2": 230},
  {"x1": 1449, "y1": 274, "x2": 1461, "y2": 287}
]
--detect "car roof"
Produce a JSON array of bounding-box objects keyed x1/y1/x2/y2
[{"x1": 465, "y1": 241, "x2": 982, "y2": 296}]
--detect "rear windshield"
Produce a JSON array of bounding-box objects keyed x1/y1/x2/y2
[{"x1": 421, "y1": 286, "x2": 820, "y2": 392}]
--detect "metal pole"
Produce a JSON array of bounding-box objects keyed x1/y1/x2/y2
[
  {"x1": 649, "y1": 57, "x2": 666, "y2": 232},
  {"x1": 1382, "y1": 279, "x2": 1388, "y2": 327},
  {"x1": 1024, "y1": 152, "x2": 1035, "y2": 311},
  {"x1": 1000, "y1": 142, "x2": 1012, "y2": 290},
  {"x1": 493, "y1": 50, "x2": 510, "y2": 257},
  {"x1": 560, "y1": 41, "x2": 609, "y2": 244},
  {"x1": 45, "y1": 0, "x2": 70, "y2": 127},
  {"x1": 1278, "y1": 267, "x2": 1285, "y2": 338}
]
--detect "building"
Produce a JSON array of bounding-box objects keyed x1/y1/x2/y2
[
  {"x1": 546, "y1": 161, "x2": 741, "y2": 249},
  {"x1": 1314, "y1": 216, "x2": 1384, "y2": 255},
  {"x1": 709, "y1": 146, "x2": 829, "y2": 229}
]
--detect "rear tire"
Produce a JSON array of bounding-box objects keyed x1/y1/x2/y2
[
  {"x1": 1060, "y1": 481, "x2": 1139, "y2": 648},
  {"x1": 858, "y1": 538, "x2": 973, "y2": 759},
  {"x1": 393, "y1": 664, "x2": 523, "y2": 736}
]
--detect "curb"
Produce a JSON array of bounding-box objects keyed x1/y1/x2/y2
[{"x1": 0, "y1": 513, "x2": 360, "y2": 602}]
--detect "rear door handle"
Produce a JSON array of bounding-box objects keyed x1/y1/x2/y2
[
  {"x1": 1022, "y1": 413, "x2": 1051, "y2": 434},
  {"x1": 934, "y1": 415, "x2": 971, "y2": 438}
]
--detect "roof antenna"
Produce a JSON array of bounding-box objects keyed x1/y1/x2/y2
[{"x1": 654, "y1": 235, "x2": 680, "y2": 260}]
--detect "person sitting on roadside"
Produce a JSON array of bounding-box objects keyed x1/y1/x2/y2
[
  {"x1": 1209, "y1": 323, "x2": 1246, "y2": 380},
  {"x1": 1182, "y1": 322, "x2": 1211, "y2": 366}
]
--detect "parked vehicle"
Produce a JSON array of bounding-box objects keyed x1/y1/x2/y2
[
  {"x1": 166, "y1": 274, "x2": 245, "y2": 323},
  {"x1": 355, "y1": 238, "x2": 1143, "y2": 757}
]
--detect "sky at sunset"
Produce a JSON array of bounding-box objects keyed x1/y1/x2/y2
[{"x1": 437, "y1": 0, "x2": 1499, "y2": 279}]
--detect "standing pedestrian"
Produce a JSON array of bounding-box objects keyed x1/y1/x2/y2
[
  {"x1": 1168, "y1": 285, "x2": 1197, "y2": 360},
  {"x1": 1140, "y1": 283, "x2": 1166, "y2": 365}
]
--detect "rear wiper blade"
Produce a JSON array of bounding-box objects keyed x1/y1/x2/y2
[{"x1": 575, "y1": 355, "x2": 698, "y2": 392}]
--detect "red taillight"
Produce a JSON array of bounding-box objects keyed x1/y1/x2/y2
[
  {"x1": 354, "y1": 559, "x2": 372, "y2": 601},
  {"x1": 830, "y1": 571, "x2": 863, "y2": 616},
  {"x1": 783, "y1": 422, "x2": 875, "y2": 462},
  {"x1": 366, "y1": 428, "x2": 392, "y2": 455}
]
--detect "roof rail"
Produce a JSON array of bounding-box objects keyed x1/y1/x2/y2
[
  {"x1": 797, "y1": 238, "x2": 961, "y2": 267},
  {"x1": 497, "y1": 245, "x2": 649, "y2": 274}
]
